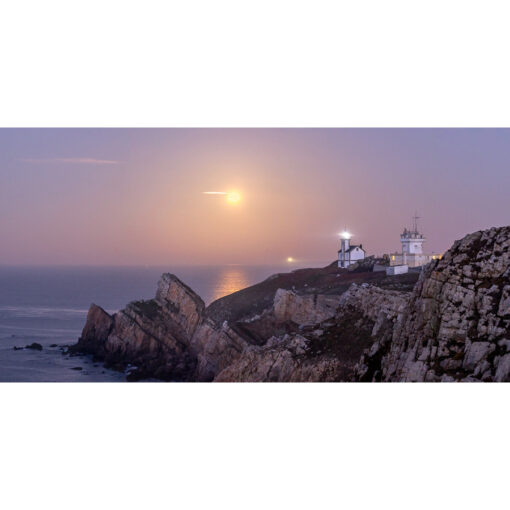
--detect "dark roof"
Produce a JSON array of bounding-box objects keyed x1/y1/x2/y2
[{"x1": 338, "y1": 245, "x2": 365, "y2": 254}]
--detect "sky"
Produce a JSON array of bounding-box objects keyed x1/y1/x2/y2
[{"x1": 0, "y1": 128, "x2": 508, "y2": 266}]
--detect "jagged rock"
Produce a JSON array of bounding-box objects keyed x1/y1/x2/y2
[
  {"x1": 71, "y1": 226, "x2": 510, "y2": 382},
  {"x1": 355, "y1": 226, "x2": 510, "y2": 382},
  {"x1": 215, "y1": 284, "x2": 408, "y2": 382},
  {"x1": 76, "y1": 304, "x2": 114, "y2": 358},
  {"x1": 190, "y1": 319, "x2": 248, "y2": 381},
  {"x1": 215, "y1": 334, "x2": 345, "y2": 382},
  {"x1": 73, "y1": 274, "x2": 247, "y2": 381},
  {"x1": 155, "y1": 273, "x2": 205, "y2": 338},
  {"x1": 72, "y1": 274, "x2": 205, "y2": 380},
  {"x1": 273, "y1": 289, "x2": 342, "y2": 325}
]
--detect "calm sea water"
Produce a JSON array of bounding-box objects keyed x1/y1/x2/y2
[
  {"x1": 0, "y1": 265, "x2": 300, "y2": 348},
  {"x1": 0, "y1": 264, "x2": 325, "y2": 381}
]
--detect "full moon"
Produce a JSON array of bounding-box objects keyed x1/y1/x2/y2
[
  {"x1": 203, "y1": 190, "x2": 241, "y2": 204},
  {"x1": 227, "y1": 191, "x2": 241, "y2": 203}
]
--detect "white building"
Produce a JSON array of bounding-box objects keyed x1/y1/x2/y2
[
  {"x1": 389, "y1": 215, "x2": 441, "y2": 268},
  {"x1": 338, "y1": 231, "x2": 366, "y2": 268},
  {"x1": 386, "y1": 264, "x2": 409, "y2": 276}
]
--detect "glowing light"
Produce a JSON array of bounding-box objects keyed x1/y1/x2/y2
[
  {"x1": 227, "y1": 191, "x2": 241, "y2": 203},
  {"x1": 203, "y1": 191, "x2": 241, "y2": 204},
  {"x1": 287, "y1": 257, "x2": 294, "y2": 263},
  {"x1": 340, "y1": 231, "x2": 352, "y2": 240}
]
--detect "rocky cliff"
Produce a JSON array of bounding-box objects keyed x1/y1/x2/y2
[
  {"x1": 355, "y1": 226, "x2": 510, "y2": 382},
  {"x1": 73, "y1": 226, "x2": 510, "y2": 382},
  {"x1": 215, "y1": 284, "x2": 408, "y2": 382},
  {"x1": 73, "y1": 274, "x2": 206, "y2": 380},
  {"x1": 74, "y1": 273, "x2": 251, "y2": 381}
]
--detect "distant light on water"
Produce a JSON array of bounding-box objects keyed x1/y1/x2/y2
[{"x1": 211, "y1": 268, "x2": 250, "y2": 302}]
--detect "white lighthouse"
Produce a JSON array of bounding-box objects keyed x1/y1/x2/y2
[
  {"x1": 338, "y1": 231, "x2": 366, "y2": 268},
  {"x1": 390, "y1": 214, "x2": 441, "y2": 268}
]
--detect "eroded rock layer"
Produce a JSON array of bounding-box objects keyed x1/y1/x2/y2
[
  {"x1": 355, "y1": 226, "x2": 510, "y2": 382},
  {"x1": 73, "y1": 226, "x2": 510, "y2": 382}
]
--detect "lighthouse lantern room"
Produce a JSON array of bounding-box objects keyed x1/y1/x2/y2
[{"x1": 338, "y1": 231, "x2": 366, "y2": 268}]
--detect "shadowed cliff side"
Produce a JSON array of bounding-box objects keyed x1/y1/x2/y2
[
  {"x1": 206, "y1": 262, "x2": 418, "y2": 324},
  {"x1": 354, "y1": 226, "x2": 510, "y2": 382},
  {"x1": 72, "y1": 274, "x2": 207, "y2": 380},
  {"x1": 72, "y1": 264, "x2": 419, "y2": 381},
  {"x1": 72, "y1": 226, "x2": 510, "y2": 382}
]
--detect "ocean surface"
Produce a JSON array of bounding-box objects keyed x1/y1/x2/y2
[{"x1": 0, "y1": 264, "x2": 305, "y2": 382}]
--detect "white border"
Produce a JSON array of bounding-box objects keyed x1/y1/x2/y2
[
  {"x1": 1, "y1": 1, "x2": 509, "y2": 509},
  {"x1": 1, "y1": 0, "x2": 510, "y2": 127},
  {"x1": 2, "y1": 384, "x2": 509, "y2": 510}
]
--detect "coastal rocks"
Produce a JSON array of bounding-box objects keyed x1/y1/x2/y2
[
  {"x1": 155, "y1": 273, "x2": 205, "y2": 338},
  {"x1": 73, "y1": 274, "x2": 205, "y2": 380},
  {"x1": 273, "y1": 289, "x2": 342, "y2": 325},
  {"x1": 355, "y1": 226, "x2": 510, "y2": 382},
  {"x1": 215, "y1": 284, "x2": 408, "y2": 382},
  {"x1": 337, "y1": 283, "x2": 408, "y2": 326},
  {"x1": 72, "y1": 267, "x2": 419, "y2": 382},
  {"x1": 214, "y1": 334, "x2": 344, "y2": 382},
  {"x1": 25, "y1": 342, "x2": 43, "y2": 351},
  {"x1": 72, "y1": 225, "x2": 510, "y2": 382},
  {"x1": 190, "y1": 319, "x2": 248, "y2": 381},
  {"x1": 77, "y1": 304, "x2": 114, "y2": 358},
  {"x1": 229, "y1": 288, "x2": 345, "y2": 347},
  {"x1": 73, "y1": 273, "x2": 248, "y2": 381}
]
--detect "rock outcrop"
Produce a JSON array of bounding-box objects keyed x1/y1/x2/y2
[
  {"x1": 273, "y1": 289, "x2": 342, "y2": 325},
  {"x1": 73, "y1": 226, "x2": 510, "y2": 382},
  {"x1": 74, "y1": 273, "x2": 249, "y2": 381},
  {"x1": 190, "y1": 319, "x2": 248, "y2": 381},
  {"x1": 215, "y1": 334, "x2": 344, "y2": 382},
  {"x1": 216, "y1": 284, "x2": 408, "y2": 382},
  {"x1": 73, "y1": 274, "x2": 349, "y2": 381},
  {"x1": 355, "y1": 226, "x2": 510, "y2": 382}
]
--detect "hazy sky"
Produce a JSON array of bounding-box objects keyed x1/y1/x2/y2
[{"x1": 0, "y1": 129, "x2": 508, "y2": 266}]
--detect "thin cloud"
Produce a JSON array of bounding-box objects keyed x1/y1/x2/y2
[{"x1": 21, "y1": 157, "x2": 120, "y2": 165}]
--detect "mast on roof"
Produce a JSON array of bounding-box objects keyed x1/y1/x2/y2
[{"x1": 412, "y1": 212, "x2": 420, "y2": 234}]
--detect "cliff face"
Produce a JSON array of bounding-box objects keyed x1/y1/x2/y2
[
  {"x1": 73, "y1": 226, "x2": 510, "y2": 382},
  {"x1": 215, "y1": 284, "x2": 408, "y2": 382},
  {"x1": 73, "y1": 274, "x2": 354, "y2": 381},
  {"x1": 355, "y1": 226, "x2": 510, "y2": 382},
  {"x1": 273, "y1": 289, "x2": 342, "y2": 325},
  {"x1": 73, "y1": 274, "x2": 203, "y2": 380},
  {"x1": 73, "y1": 274, "x2": 248, "y2": 381}
]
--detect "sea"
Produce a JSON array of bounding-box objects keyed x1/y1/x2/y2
[{"x1": 0, "y1": 264, "x2": 309, "y2": 382}]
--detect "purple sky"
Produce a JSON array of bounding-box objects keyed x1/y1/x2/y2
[{"x1": 0, "y1": 129, "x2": 508, "y2": 266}]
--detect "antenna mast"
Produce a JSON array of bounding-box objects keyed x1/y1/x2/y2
[{"x1": 412, "y1": 212, "x2": 420, "y2": 234}]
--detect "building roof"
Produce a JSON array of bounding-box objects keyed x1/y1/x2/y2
[
  {"x1": 401, "y1": 228, "x2": 425, "y2": 240},
  {"x1": 338, "y1": 244, "x2": 365, "y2": 254}
]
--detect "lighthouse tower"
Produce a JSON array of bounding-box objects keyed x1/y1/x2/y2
[
  {"x1": 400, "y1": 214, "x2": 425, "y2": 261},
  {"x1": 389, "y1": 213, "x2": 441, "y2": 268},
  {"x1": 338, "y1": 230, "x2": 366, "y2": 268}
]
